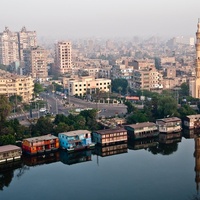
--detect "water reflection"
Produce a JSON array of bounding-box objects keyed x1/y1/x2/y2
[
  {"x1": 0, "y1": 160, "x2": 22, "y2": 191},
  {"x1": 60, "y1": 150, "x2": 92, "y2": 165},
  {"x1": 128, "y1": 138, "x2": 158, "y2": 150},
  {"x1": 22, "y1": 151, "x2": 60, "y2": 166},
  {"x1": 93, "y1": 143, "x2": 128, "y2": 157},
  {"x1": 1, "y1": 132, "x2": 200, "y2": 198}
]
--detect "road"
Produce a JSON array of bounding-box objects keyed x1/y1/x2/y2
[{"x1": 8, "y1": 93, "x2": 127, "y2": 121}]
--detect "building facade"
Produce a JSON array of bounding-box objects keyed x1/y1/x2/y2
[
  {"x1": 55, "y1": 41, "x2": 72, "y2": 74},
  {"x1": 0, "y1": 27, "x2": 19, "y2": 66},
  {"x1": 24, "y1": 46, "x2": 48, "y2": 82},
  {"x1": 0, "y1": 27, "x2": 37, "y2": 68},
  {"x1": 194, "y1": 19, "x2": 200, "y2": 98},
  {"x1": 68, "y1": 76, "x2": 111, "y2": 96},
  {"x1": 0, "y1": 69, "x2": 34, "y2": 102}
]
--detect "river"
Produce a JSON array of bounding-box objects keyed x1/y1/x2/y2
[{"x1": 0, "y1": 130, "x2": 199, "y2": 200}]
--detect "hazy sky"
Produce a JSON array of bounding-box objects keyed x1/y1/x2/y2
[{"x1": 1, "y1": 0, "x2": 200, "y2": 39}]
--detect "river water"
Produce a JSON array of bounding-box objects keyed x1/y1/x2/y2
[{"x1": 0, "y1": 131, "x2": 199, "y2": 200}]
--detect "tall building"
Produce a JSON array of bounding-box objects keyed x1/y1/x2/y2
[
  {"x1": 55, "y1": 41, "x2": 72, "y2": 74},
  {"x1": 0, "y1": 27, "x2": 37, "y2": 73},
  {"x1": 0, "y1": 27, "x2": 19, "y2": 65},
  {"x1": 24, "y1": 46, "x2": 48, "y2": 82},
  {"x1": 194, "y1": 19, "x2": 200, "y2": 98},
  {"x1": 18, "y1": 26, "x2": 37, "y2": 62}
]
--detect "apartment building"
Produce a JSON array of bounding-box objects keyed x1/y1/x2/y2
[
  {"x1": 0, "y1": 27, "x2": 19, "y2": 65},
  {"x1": 24, "y1": 46, "x2": 48, "y2": 82},
  {"x1": 55, "y1": 41, "x2": 72, "y2": 74},
  {"x1": 0, "y1": 69, "x2": 34, "y2": 102},
  {"x1": 131, "y1": 70, "x2": 150, "y2": 90},
  {"x1": 132, "y1": 59, "x2": 155, "y2": 70},
  {"x1": 0, "y1": 27, "x2": 37, "y2": 68},
  {"x1": 68, "y1": 76, "x2": 111, "y2": 96},
  {"x1": 18, "y1": 26, "x2": 37, "y2": 62}
]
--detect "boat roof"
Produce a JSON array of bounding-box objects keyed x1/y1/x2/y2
[
  {"x1": 0, "y1": 145, "x2": 21, "y2": 153},
  {"x1": 156, "y1": 117, "x2": 181, "y2": 123},
  {"x1": 59, "y1": 130, "x2": 90, "y2": 137},
  {"x1": 23, "y1": 134, "x2": 58, "y2": 142},
  {"x1": 93, "y1": 128, "x2": 126, "y2": 135},
  {"x1": 186, "y1": 114, "x2": 200, "y2": 119},
  {"x1": 125, "y1": 122, "x2": 156, "y2": 129}
]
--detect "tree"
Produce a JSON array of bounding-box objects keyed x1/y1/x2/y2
[
  {"x1": 157, "y1": 96, "x2": 178, "y2": 118},
  {"x1": 0, "y1": 95, "x2": 11, "y2": 127},
  {"x1": 111, "y1": 78, "x2": 128, "y2": 94},
  {"x1": 34, "y1": 83, "x2": 44, "y2": 95},
  {"x1": 124, "y1": 101, "x2": 137, "y2": 114},
  {"x1": 127, "y1": 110, "x2": 148, "y2": 124},
  {"x1": 180, "y1": 82, "x2": 189, "y2": 97},
  {"x1": 32, "y1": 116, "x2": 53, "y2": 136}
]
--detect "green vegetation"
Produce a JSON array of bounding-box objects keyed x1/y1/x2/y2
[{"x1": 111, "y1": 78, "x2": 128, "y2": 95}]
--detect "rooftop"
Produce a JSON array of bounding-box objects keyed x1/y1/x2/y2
[
  {"x1": 94, "y1": 128, "x2": 126, "y2": 135},
  {"x1": 24, "y1": 134, "x2": 58, "y2": 142},
  {"x1": 125, "y1": 122, "x2": 156, "y2": 129},
  {"x1": 59, "y1": 130, "x2": 90, "y2": 137},
  {"x1": 0, "y1": 145, "x2": 21, "y2": 153},
  {"x1": 156, "y1": 117, "x2": 181, "y2": 123}
]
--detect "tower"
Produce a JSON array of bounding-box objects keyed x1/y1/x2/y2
[
  {"x1": 195, "y1": 19, "x2": 200, "y2": 98},
  {"x1": 55, "y1": 41, "x2": 72, "y2": 75}
]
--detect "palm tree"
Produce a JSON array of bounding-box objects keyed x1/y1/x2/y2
[
  {"x1": 117, "y1": 86, "x2": 122, "y2": 103},
  {"x1": 107, "y1": 84, "x2": 111, "y2": 105}
]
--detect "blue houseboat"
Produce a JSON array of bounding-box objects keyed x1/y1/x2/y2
[{"x1": 58, "y1": 130, "x2": 95, "y2": 152}]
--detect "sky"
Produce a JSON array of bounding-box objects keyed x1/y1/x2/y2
[{"x1": 1, "y1": 0, "x2": 200, "y2": 40}]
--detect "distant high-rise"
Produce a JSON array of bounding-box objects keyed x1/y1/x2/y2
[
  {"x1": 55, "y1": 41, "x2": 72, "y2": 74},
  {"x1": 0, "y1": 27, "x2": 19, "y2": 65},
  {"x1": 18, "y1": 26, "x2": 37, "y2": 62},
  {"x1": 0, "y1": 27, "x2": 37, "y2": 69},
  {"x1": 194, "y1": 19, "x2": 200, "y2": 98},
  {"x1": 24, "y1": 46, "x2": 48, "y2": 82}
]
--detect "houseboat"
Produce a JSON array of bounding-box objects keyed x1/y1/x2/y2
[
  {"x1": 124, "y1": 122, "x2": 159, "y2": 140},
  {"x1": 92, "y1": 128, "x2": 127, "y2": 145},
  {"x1": 22, "y1": 134, "x2": 59, "y2": 155},
  {"x1": 184, "y1": 114, "x2": 200, "y2": 129},
  {"x1": 0, "y1": 145, "x2": 22, "y2": 163},
  {"x1": 58, "y1": 130, "x2": 95, "y2": 152},
  {"x1": 156, "y1": 117, "x2": 182, "y2": 133}
]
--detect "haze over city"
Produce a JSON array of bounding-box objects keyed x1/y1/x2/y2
[{"x1": 1, "y1": 0, "x2": 200, "y2": 39}]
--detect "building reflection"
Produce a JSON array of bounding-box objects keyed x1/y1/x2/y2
[
  {"x1": 59, "y1": 150, "x2": 92, "y2": 165},
  {"x1": 0, "y1": 160, "x2": 22, "y2": 191},
  {"x1": 22, "y1": 151, "x2": 60, "y2": 166},
  {"x1": 128, "y1": 138, "x2": 158, "y2": 150},
  {"x1": 194, "y1": 135, "x2": 200, "y2": 194},
  {"x1": 94, "y1": 143, "x2": 128, "y2": 157},
  {"x1": 159, "y1": 132, "x2": 182, "y2": 144}
]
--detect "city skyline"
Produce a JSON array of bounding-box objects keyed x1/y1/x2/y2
[{"x1": 1, "y1": 0, "x2": 200, "y2": 39}]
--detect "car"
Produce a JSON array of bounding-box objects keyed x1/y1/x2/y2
[{"x1": 39, "y1": 108, "x2": 46, "y2": 112}]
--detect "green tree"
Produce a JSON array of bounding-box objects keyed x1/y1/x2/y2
[
  {"x1": 34, "y1": 83, "x2": 44, "y2": 95},
  {"x1": 178, "y1": 104, "x2": 196, "y2": 119},
  {"x1": 180, "y1": 82, "x2": 189, "y2": 97},
  {"x1": 0, "y1": 95, "x2": 11, "y2": 127},
  {"x1": 32, "y1": 116, "x2": 53, "y2": 136},
  {"x1": 54, "y1": 122, "x2": 70, "y2": 136},
  {"x1": 112, "y1": 78, "x2": 128, "y2": 94},
  {"x1": 127, "y1": 110, "x2": 148, "y2": 124},
  {"x1": 124, "y1": 101, "x2": 137, "y2": 114},
  {"x1": 157, "y1": 96, "x2": 178, "y2": 118},
  {"x1": 0, "y1": 134, "x2": 16, "y2": 145}
]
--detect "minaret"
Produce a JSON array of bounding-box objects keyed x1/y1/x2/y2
[{"x1": 195, "y1": 19, "x2": 200, "y2": 98}]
